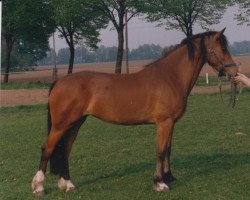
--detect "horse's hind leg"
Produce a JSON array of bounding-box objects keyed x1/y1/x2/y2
[
  {"x1": 57, "y1": 117, "x2": 86, "y2": 192},
  {"x1": 31, "y1": 124, "x2": 70, "y2": 196}
]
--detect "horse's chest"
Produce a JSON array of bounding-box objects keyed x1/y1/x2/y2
[{"x1": 154, "y1": 94, "x2": 187, "y2": 120}]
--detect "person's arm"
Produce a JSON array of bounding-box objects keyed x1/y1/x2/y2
[{"x1": 234, "y1": 73, "x2": 250, "y2": 87}]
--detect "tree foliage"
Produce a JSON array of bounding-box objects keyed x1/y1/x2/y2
[
  {"x1": 229, "y1": 40, "x2": 250, "y2": 55},
  {"x1": 130, "y1": 44, "x2": 163, "y2": 60},
  {"x1": 52, "y1": 0, "x2": 108, "y2": 74},
  {"x1": 142, "y1": 0, "x2": 227, "y2": 37},
  {"x1": 2, "y1": 0, "x2": 55, "y2": 82},
  {"x1": 1, "y1": 40, "x2": 49, "y2": 72},
  {"x1": 233, "y1": 0, "x2": 250, "y2": 25}
]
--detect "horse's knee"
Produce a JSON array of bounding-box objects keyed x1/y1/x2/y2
[{"x1": 41, "y1": 145, "x2": 54, "y2": 159}]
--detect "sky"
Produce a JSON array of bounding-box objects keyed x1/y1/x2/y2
[{"x1": 50, "y1": 5, "x2": 250, "y2": 52}]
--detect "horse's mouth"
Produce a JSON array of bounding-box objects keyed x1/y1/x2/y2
[
  {"x1": 228, "y1": 74, "x2": 233, "y2": 81},
  {"x1": 227, "y1": 73, "x2": 236, "y2": 82}
]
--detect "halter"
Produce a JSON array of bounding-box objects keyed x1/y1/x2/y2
[
  {"x1": 208, "y1": 36, "x2": 237, "y2": 77},
  {"x1": 208, "y1": 35, "x2": 239, "y2": 108}
]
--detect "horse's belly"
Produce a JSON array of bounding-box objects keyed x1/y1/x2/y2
[{"x1": 87, "y1": 98, "x2": 153, "y2": 125}]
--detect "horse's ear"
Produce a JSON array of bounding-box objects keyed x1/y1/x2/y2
[
  {"x1": 221, "y1": 27, "x2": 226, "y2": 34},
  {"x1": 214, "y1": 28, "x2": 226, "y2": 39}
]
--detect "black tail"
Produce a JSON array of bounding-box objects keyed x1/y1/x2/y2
[
  {"x1": 47, "y1": 81, "x2": 64, "y2": 175},
  {"x1": 49, "y1": 137, "x2": 65, "y2": 175},
  {"x1": 47, "y1": 81, "x2": 56, "y2": 136}
]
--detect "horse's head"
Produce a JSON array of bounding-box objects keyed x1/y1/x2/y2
[{"x1": 205, "y1": 28, "x2": 238, "y2": 78}]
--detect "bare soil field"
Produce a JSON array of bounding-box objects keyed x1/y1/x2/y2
[
  {"x1": 1, "y1": 56, "x2": 249, "y2": 83},
  {"x1": 1, "y1": 89, "x2": 48, "y2": 107},
  {"x1": 0, "y1": 56, "x2": 249, "y2": 107}
]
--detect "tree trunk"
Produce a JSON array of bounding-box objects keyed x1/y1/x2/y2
[
  {"x1": 188, "y1": 27, "x2": 193, "y2": 37},
  {"x1": 4, "y1": 38, "x2": 14, "y2": 83},
  {"x1": 115, "y1": 29, "x2": 124, "y2": 74},
  {"x1": 186, "y1": 23, "x2": 193, "y2": 38},
  {"x1": 68, "y1": 43, "x2": 75, "y2": 74}
]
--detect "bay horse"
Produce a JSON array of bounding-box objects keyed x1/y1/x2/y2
[{"x1": 32, "y1": 29, "x2": 238, "y2": 195}]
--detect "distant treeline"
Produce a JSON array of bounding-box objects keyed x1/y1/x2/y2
[
  {"x1": 38, "y1": 44, "x2": 163, "y2": 66},
  {"x1": 38, "y1": 40, "x2": 250, "y2": 66},
  {"x1": 229, "y1": 41, "x2": 250, "y2": 55}
]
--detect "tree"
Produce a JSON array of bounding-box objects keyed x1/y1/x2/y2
[
  {"x1": 37, "y1": 50, "x2": 54, "y2": 66},
  {"x1": 143, "y1": 0, "x2": 227, "y2": 38},
  {"x1": 52, "y1": 0, "x2": 108, "y2": 74},
  {"x1": 229, "y1": 41, "x2": 250, "y2": 55},
  {"x1": 2, "y1": 0, "x2": 55, "y2": 82},
  {"x1": 233, "y1": 0, "x2": 250, "y2": 25},
  {"x1": 2, "y1": 40, "x2": 49, "y2": 71},
  {"x1": 57, "y1": 48, "x2": 70, "y2": 64},
  {"x1": 130, "y1": 44, "x2": 162, "y2": 60},
  {"x1": 95, "y1": 0, "x2": 143, "y2": 73}
]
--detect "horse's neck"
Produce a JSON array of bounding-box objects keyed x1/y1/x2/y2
[{"x1": 158, "y1": 45, "x2": 205, "y2": 95}]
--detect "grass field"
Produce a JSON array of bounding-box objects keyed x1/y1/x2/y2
[
  {"x1": 0, "y1": 81, "x2": 51, "y2": 90},
  {"x1": 0, "y1": 91, "x2": 249, "y2": 199}
]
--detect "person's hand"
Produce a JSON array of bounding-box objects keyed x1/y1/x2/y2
[
  {"x1": 234, "y1": 73, "x2": 250, "y2": 87},
  {"x1": 234, "y1": 73, "x2": 248, "y2": 83}
]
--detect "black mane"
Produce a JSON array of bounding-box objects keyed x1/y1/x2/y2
[
  {"x1": 145, "y1": 31, "x2": 229, "y2": 67},
  {"x1": 181, "y1": 31, "x2": 229, "y2": 60}
]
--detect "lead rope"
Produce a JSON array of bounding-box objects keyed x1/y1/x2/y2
[
  {"x1": 208, "y1": 35, "x2": 238, "y2": 108},
  {"x1": 231, "y1": 81, "x2": 237, "y2": 108},
  {"x1": 218, "y1": 76, "x2": 237, "y2": 108}
]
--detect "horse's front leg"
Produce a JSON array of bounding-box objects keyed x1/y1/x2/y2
[{"x1": 154, "y1": 118, "x2": 175, "y2": 192}]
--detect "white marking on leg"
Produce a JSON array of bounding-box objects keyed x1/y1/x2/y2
[
  {"x1": 58, "y1": 177, "x2": 67, "y2": 190},
  {"x1": 155, "y1": 182, "x2": 169, "y2": 192},
  {"x1": 65, "y1": 180, "x2": 76, "y2": 192},
  {"x1": 32, "y1": 170, "x2": 45, "y2": 194},
  {"x1": 58, "y1": 177, "x2": 76, "y2": 192}
]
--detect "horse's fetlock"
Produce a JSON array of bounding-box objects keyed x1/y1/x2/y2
[{"x1": 153, "y1": 175, "x2": 163, "y2": 184}]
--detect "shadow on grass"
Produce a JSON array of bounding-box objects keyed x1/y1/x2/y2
[
  {"x1": 76, "y1": 161, "x2": 154, "y2": 186},
  {"x1": 174, "y1": 152, "x2": 250, "y2": 184},
  {"x1": 75, "y1": 153, "x2": 249, "y2": 187}
]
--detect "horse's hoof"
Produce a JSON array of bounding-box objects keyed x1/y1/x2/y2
[
  {"x1": 154, "y1": 182, "x2": 169, "y2": 192},
  {"x1": 58, "y1": 178, "x2": 77, "y2": 193},
  {"x1": 33, "y1": 190, "x2": 45, "y2": 196},
  {"x1": 66, "y1": 187, "x2": 77, "y2": 193}
]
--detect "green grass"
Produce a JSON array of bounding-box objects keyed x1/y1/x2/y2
[
  {"x1": 0, "y1": 82, "x2": 51, "y2": 90},
  {"x1": 195, "y1": 76, "x2": 230, "y2": 86},
  {"x1": 0, "y1": 91, "x2": 249, "y2": 199}
]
